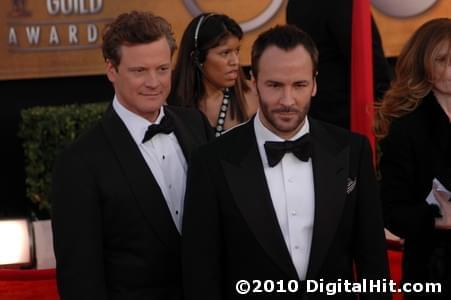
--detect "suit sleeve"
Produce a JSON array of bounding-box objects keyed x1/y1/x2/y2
[
  {"x1": 51, "y1": 147, "x2": 107, "y2": 300},
  {"x1": 353, "y1": 137, "x2": 391, "y2": 300},
  {"x1": 182, "y1": 148, "x2": 222, "y2": 300},
  {"x1": 379, "y1": 123, "x2": 436, "y2": 239}
]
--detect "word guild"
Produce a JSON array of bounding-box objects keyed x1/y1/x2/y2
[{"x1": 8, "y1": 0, "x2": 108, "y2": 52}]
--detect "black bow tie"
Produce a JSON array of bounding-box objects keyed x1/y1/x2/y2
[
  {"x1": 264, "y1": 134, "x2": 312, "y2": 167},
  {"x1": 142, "y1": 115, "x2": 175, "y2": 143}
]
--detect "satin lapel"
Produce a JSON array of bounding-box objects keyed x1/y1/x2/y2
[
  {"x1": 221, "y1": 121, "x2": 299, "y2": 279},
  {"x1": 306, "y1": 119, "x2": 349, "y2": 278},
  {"x1": 101, "y1": 106, "x2": 180, "y2": 254},
  {"x1": 165, "y1": 106, "x2": 202, "y2": 160}
]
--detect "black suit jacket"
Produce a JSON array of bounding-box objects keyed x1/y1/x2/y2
[
  {"x1": 380, "y1": 92, "x2": 451, "y2": 288},
  {"x1": 286, "y1": 0, "x2": 391, "y2": 129},
  {"x1": 182, "y1": 118, "x2": 389, "y2": 299},
  {"x1": 51, "y1": 104, "x2": 212, "y2": 300}
]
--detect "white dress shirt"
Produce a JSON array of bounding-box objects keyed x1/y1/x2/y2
[
  {"x1": 254, "y1": 111, "x2": 315, "y2": 280},
  {"x1": 113, "y1": 96, "x2": 187, "y2": 233}
]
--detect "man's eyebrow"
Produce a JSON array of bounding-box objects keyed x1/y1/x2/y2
[{"x1": 127, "y1": 66, "x2": 147, "y2": 70}]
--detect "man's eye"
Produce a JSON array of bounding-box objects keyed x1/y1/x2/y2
[{"x1": 294, "y1": 83, "x2": 307, "y2": 88}]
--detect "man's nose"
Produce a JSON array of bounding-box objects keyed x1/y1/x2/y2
[
  {"x1": 279, "y1": 87, "x2": 295, "y2": 106},
  {"x1": 144, "y1": 71, "x2": 159, "y2": 88}
]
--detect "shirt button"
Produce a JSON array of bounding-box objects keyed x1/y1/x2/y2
[
  {"x1": 294, "y1": 245, "x2": 300, "y2": 250},
  {"x1": 291, "y1": 211, "x2": 297, "y2": 216},
  {"x1": 175, "y1": 210, "x2": 179, "y2": 215},
  {"x1": 162, "y1": 155, "x2": 165, "y2": 160},
  {"x1": 288, "y1": 178, "x2": 294, "y2": 183},
  {"x1": 169, "y1": 184, "x2": 172, "y2": 189}
]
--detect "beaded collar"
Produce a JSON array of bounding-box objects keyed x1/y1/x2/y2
[{"x1": 214, "y1": 88, "x2": 231, "y2": 137}]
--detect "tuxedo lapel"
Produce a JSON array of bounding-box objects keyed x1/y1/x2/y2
[
  {"x1": 165, "y1": 106, "x2": 203, "y2": 160},
  {"x1": 101, "y1": 106, "x2": 180, "y2": 254},
  {"x1": 306, "y1": 119, "x2": 349, "y2": 278},
  {"x1": 221, "y1": 121, "x2": 299, "y2": 279}
]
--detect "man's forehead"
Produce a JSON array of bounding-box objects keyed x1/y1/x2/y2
[
  {"x1": 119, "y1": 41, "x2": 171, "y2": 63},
  {"x1": 259, "y1": 48, "x2": 313, "y2": 71},
  {"x1": 259, "y1": 45, "x2": 312, "y2": 69},
  {"x1": 260, "y1": 44, "x2": 308, "y2": 57}
]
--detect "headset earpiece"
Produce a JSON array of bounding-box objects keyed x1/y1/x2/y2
[{"x1": 191, "y1": 49, "x2": 202, "y2": 69}]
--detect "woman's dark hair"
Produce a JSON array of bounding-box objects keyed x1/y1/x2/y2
[{"x1": 171, "y1": 13, "x2": 249, "y2": 122}]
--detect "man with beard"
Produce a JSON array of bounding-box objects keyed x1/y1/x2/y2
[{"x1": 182, "y1": 25, "x2": 390, "y2": 299}]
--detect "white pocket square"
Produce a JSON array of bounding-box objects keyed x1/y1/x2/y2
[{"x1": 346, "y1": 177, "x2": 357, "y2": 194}]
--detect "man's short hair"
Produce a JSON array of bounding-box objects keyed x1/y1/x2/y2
[
  {"x1": 102, "y1": 11, "x2": 176, "y2": 68},
  {"x1": 251, "y1": 25, "x2": 319, "y2": 78}
]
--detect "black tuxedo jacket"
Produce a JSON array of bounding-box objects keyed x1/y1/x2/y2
[
  {"x1": 182, "y1": 118, "x2": 389, "y2": 300},
  {"x1": 51, "y1": 104, "x2": 212, "y2": 300}
]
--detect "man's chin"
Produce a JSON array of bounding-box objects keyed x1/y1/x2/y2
[
  {"x1": 276, "y1": 117, "x2": 302, "y2": 127},
  {"x1": 272, "y1": 123, "x2": 298, "y2": 134},
  {"x1": 271, "y1": 118, "x2": 305, "y2": 134},
  {"x1": 140, "y1": 94, "x2": 164, "y2": 102}
]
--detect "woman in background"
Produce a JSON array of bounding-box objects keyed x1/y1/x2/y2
[
  {"x1": 171, "y1": 13, "x2": 257, "y2": 137},
  {"x1": 375, "y1": 18, "x2": 451, "y2": 299}
]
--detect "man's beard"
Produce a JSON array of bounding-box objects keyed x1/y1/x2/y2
[{"x1": 256, "y1": 87, "x2": 309, "y2": 136}]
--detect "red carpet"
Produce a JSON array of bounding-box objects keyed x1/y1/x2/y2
[
  {"x1": 0, "y1": 251, "x2": 403, "y2": 299},
  {"x1": 0, "y1": 269, "x2": 59, "y2": 300},
  {"x1": 388, "y1": 249, "x2": 404, "y2": 300}
]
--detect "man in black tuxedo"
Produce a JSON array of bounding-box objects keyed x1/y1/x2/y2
[
  {"x1": 182, "y1": 25, "x2": 389, "y2": 299},
  {"x1": 51, "y1": 11, "x2": 212, "y2": 300}
]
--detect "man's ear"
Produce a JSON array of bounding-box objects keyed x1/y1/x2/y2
[
  {"x1": 105, "y1": 59, "x2": 117, "y2": 83},
  {"x1": 249, "y1": 70, "x2": 257, "y2": 90},
  {"x1": 312, "y1": 72, "x2": 318, "y2": 97}
]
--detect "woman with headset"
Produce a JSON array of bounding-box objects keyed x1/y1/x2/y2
[{"x1": 171, "y1": 13, "x2": 257, "y2": 137}]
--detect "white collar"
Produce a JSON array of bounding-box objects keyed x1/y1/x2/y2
[
  {"x1": 254, "y1": 110, "x2": 310, "y2": 144},
  {"x1": 112, "y1": 95, "x2": 165, "y2": 145}
]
